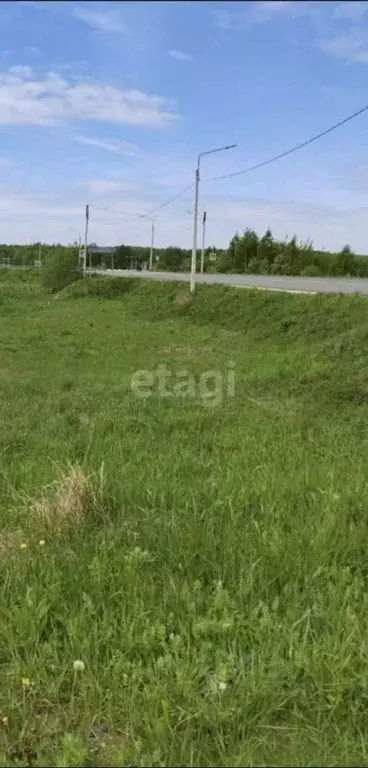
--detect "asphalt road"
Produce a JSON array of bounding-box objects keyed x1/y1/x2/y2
[{"x1": 86, "y1": 268, "x2": 368, "y2": 295}]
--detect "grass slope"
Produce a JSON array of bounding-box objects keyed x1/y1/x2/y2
[{"x1": 0, "y1": 271, "x2": 367, "y2": 766}]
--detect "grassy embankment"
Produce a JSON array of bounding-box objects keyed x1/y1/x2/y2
[{"x1": 0, "y1": 269, "x2": 367, "y2": 766}]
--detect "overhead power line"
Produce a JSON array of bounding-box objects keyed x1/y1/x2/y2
[
  {"x1": 122, "y1": 183, "x2": 194, "y2": 223},
  {"x1": 204, "y1": 103, "x2": 368, "y2": 182},
  {"x1": 90, "y1": 183, "x2": 194, "y2": 222}
]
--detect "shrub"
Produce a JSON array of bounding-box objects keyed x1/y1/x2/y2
[
  {"x1": 300, "y1": 264, "x2": 323, "y2": 277},
  {"x1": 41, "y1": 248, "x2": 81, "y2": 294},
  {"x1": 57, "y1": 276, "x2": 137, "y2": 299}
]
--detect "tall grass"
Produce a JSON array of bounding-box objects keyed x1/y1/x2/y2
[{"x1": 0, "y1": 271, "x2": 367, "y2": 766}]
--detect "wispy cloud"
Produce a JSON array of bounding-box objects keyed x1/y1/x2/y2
[
  {"x1": 212, "y1": 1, "x2": 320, "y2": 31},
  {"x1": 212, "y1": 1, "x2": 368, "y2": 67},
  {"x1": 168, "y1": 49, "x2": 192, "y2": 61},
  {"x1": 8, "y1": 64, "x2": 33, "y2": 77},
  {"x1": 0, "y1": 186, "x2": 80, "y2": 217},
  {"x1": 71, "y1": 5, "x2": 128, "y2": 34},
  {"x1": 314, "y1": 1, "x2": 368, "y2": 64},
  {"x1": 256, "y1": 1, "x2": 294, "y2": 16},
  {"x1": 3, "y1": 179, "x2": 368, "y2": 253},
  {"x1": 18, "y1": 1, "x2": 69, "y2": 11},
  {"x1": 24, "y1": 46, "x2": 41, "y2": 57},
  {"x1": 333, "y1": 2, "x2": 368, "y2": 22},
  {"x1": 71, "y1": 134, "x2": 139, "y2": 156},
  {"x1": 78, "y1": 179, "x2": 134, "y2": 194},
  {"x1": 318, "y1": 30, "x2": 368, "y2": 63},
  {"x1": 0, "y1": 67, "x2": 179, "y2": 127}
]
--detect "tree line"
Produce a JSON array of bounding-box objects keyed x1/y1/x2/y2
[
  {"x1": 216, "y1": 229, "x2": 368, "y2": 278},
  {"x1": 1, "y1": 229, "x2": 368, "y2": 277}
]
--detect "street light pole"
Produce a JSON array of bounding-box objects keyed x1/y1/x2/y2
[
  {"x1": 190, "y1": 144, "x2": 236, "y2": 294},
  {"x1": 190, "y1": 163, "x2": 200, "y2": 293},
  {"x1": 149, "y1": 221, "x2": 155, "y2": 270},
  {"x1": 83, "y1": 204, "x2": 89, "y2": 275},
  {"x1": 200, "y1": 211, "x2": 207, "y2": 274}
]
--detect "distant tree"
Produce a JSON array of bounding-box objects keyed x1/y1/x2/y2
[
  {"x1": 221, "y1": 229, "x2": 259, "y2": 273},
  {"x1": 241, "y1": 229, "x2": 259, "y2": 272},
  {"x1": 218, "y1": 233, "x2": 240, "y2": 272},
  {"x1": 157, "y1": 246, "x2": 186, "y2": 272},
  {"x1": 115, "y1": 244, "x2": 133, "y2": 269},
  {"x1": 335, "y1": 244, "x2": 358, "y2": 276},
  {"x1": 257, "y1": 228, "x2": 278, "y2": 269}
]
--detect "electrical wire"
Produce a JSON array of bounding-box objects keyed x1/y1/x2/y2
[
  {"x1": 92, "y1": 211, "x2": 192, "y2": 226},
  {"x1": 120, "y1": 183, "x2": 194, "y2": 223},
  {"x1": 90, "y1": 182, "x2": 194, "y2": 222},
  {"x1": 203, "y1": 103, "x2": 368, "y2": 182}
]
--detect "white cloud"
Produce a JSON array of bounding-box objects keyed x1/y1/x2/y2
[
  {"x1": 212, "y1": 1, "x2": 321, "y2": 30},
  {"x1": 0, "y1": 158, "x2": 11, "y2": 167},
  {"x1": 0, "y1": 186, "x2": 80, "y2": 217},
  {"x1": 71, "y1": 133, "x2": 139, "y2": 156},
  {"x1": 79, "y1": 179, "x2": 134, "y2": 194},
  {"x1": 71, "y1": 5, "x2": 128, "y2": 34},
  {"x1": 212, "y1": 1, "x2": 368, "y2": 67},
  {"x1": 333, "y1": 2, "x2": 368, "y2": 22},
  {"x1": 318, "y1": 30, "x2": 368, "y2": 63},
  {"x1": 256, "y1": 1, "x2": 294, "y2": 15},
  {"x1": 0, "y1": 67, "x2": 179, "y2": 126},
  {"x1": 8, "y1": 65, "x2": 34, "y2": 77},
  {"x1": 24, "y1": 46, "x2": 41, "y2": 56},
  {"x1": 314, "y1": 1, "x2": 368, "y2": 64},
  {"x1": 168, "y1": 50, "x2": 192, "y2": 61},
  {"x1": 2, "y1": 175, "x2": 368, "y2": 254}
]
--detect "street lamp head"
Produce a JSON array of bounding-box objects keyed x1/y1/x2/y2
[
  {"x1": 199, "y1": 144, "x2": 236, "y2": 160},
  {"x1": 197, "y1": 143, "x2": 236, "y2": 166}
]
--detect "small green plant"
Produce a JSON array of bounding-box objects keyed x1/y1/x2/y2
[{"x1": 56, "y1": 733, "x2": 88, "y2": 767}]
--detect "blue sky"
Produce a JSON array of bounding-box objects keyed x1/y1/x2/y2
[{"x1": 1, "y1": 0, "x2": 368, "y2": 251}]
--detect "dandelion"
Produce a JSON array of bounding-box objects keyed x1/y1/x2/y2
[
  {"x1": 218, "y1": 681, "x2": 227, "y2": 691},
  {"x1": 73, "y1": 660, "x2": 85, "y2": 673},
  {"x1": 21, "y1": 678, "x2": 32, "y2": 688},
  {"x1": 39, "y1": 540, "x2": 45, "y2": 547},
  {"x1": 19, "y1": 542, "x2": 27, "y2": 550}
]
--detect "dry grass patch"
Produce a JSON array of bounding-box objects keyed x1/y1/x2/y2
[
  {"x1": 32, "y1": 466, "x2": 99, "y2": 534},
  {"x1": 0, "y1": 529, "x2": 25, "y2": 557},
  {"x1": 173, "y1": 290, "x2": 191, "y2": 308}
]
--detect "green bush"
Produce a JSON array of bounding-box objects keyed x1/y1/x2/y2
[
  {"x1": 41, "y1": 248, "x2": 81, "y2": 294},
  {"x1": 57, "y1": 275, "x2": 138, "y2": 299},
  {"x1": 300, "y1": 264, "x2": 323, "y2": 277}
]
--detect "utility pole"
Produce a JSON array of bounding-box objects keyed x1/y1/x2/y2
[
  {"x1": 200, "y1": 211, "x2": 207, "y2": 274},
  {"x1": 84, "y1": 204, "x2": 89, "y2": 274},
  {"x1": 190, "y1": 144, "x2": 236, "y2": 294},
  {"x1": 149, "y1": 221, "x2": 155, "y2": 270},
  {"x1": 190, "y1": 164, "x2": 200, "y2": 293}
]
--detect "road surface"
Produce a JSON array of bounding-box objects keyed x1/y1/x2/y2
[{"x1": 86, "y1": 269, "x2": 368, "y2": 296}]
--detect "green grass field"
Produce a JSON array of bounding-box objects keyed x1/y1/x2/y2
[{"x1": 0, "y1": 269, "x2": 368, "y2": 766}]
